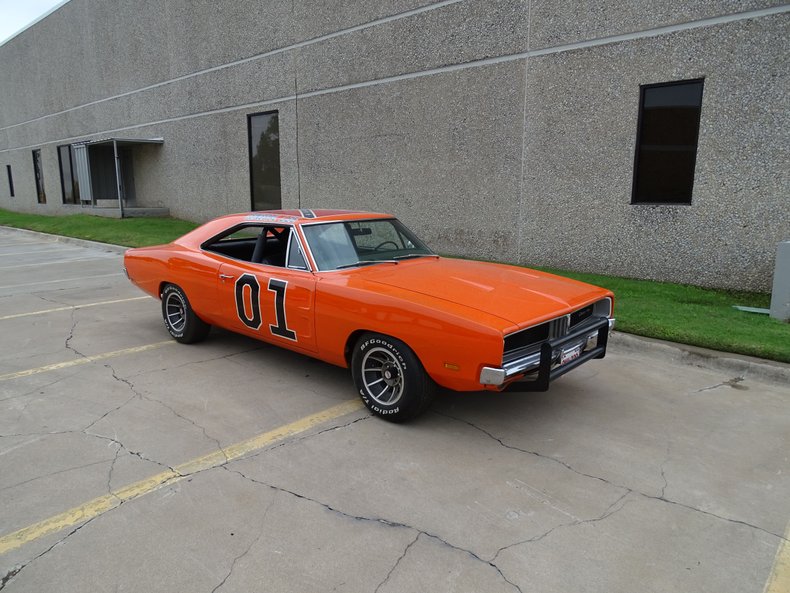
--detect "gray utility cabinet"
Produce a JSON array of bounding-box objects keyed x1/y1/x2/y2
[{"x1": 770, "y1": 241, "x2": 790, "y2": 322}]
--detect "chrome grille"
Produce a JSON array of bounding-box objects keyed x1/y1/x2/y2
[
  {"x1": 548, "y1": 315, "x2": 570, "y2": 339},
  {"x1": 503, "y1": 298, "x2": 611, "y2": 364}
]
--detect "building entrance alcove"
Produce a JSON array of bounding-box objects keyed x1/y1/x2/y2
[{"x1": 69, "y1": 137, "x2": 168, "y2": 218}]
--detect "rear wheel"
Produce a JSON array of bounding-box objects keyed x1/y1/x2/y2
[
  {"x1": 161, "y1": 284, "x2": 210, "y2": 344},
  {"x1": 351, "y1": 333, "x2": 435, "y2": 422}
]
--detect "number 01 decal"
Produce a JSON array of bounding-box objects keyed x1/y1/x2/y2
[
  {"x1": 234, "y1": 274, "x2": 297, "y2": 341},
  {"x1": 235, "y1": 274, "x2": 261, "y2": 330},
  {"x1": 267, "y1": 278, "x2": 297, "y2": 341}
]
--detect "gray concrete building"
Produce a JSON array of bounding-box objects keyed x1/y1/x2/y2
[{"x1": 0, "y1": 1, "x2": 788, "y2": 291}]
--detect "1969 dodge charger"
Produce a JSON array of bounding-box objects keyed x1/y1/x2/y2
[{"x1": 124, "y1": 209, "x2": 615, "y2": 421}]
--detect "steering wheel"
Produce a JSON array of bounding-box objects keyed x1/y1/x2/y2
[{"x1": 374, "y1": 241, "x2": 399, "y2": 251}]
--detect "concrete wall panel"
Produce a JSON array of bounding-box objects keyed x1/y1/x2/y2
[
  {"x1": 0, "y1": 99, "x2": 297, "y2": 222},
  {"x1": 0, "y1": 0, "x2": 456, "y2": 130},
  {"x1": 528, "y1": 0, "x2": 786, "y2": 49},
  {"x1": 129, "y1": 114, "x2": 251, "y2": 220},
  {"x1": 0, "y1": 0, "x2": 294, "y2": 127},
  {"x1": 0, "y1": 0, "x2": 170, "y2": 125},
  {"x1": 1, "y1": 0, "x2": 787, "y2": 290},
  {"x1": 130, "y1": 100, "x2": 298, "y2": 222},
  {"x1": 295, "y1": 0, "x2": 529, "y2": 94},
  {"x1": 3, "y1": 52, "x2": 295, "y2": 154},
  {"x1": 162, "y1": 0, "x2": 294, "y2": 76},
  {"x1": 292, "y1": 0, "x2": 441, "y2": 40},
  {"x1": 519, "y1": 16, "x2": 789, "y2": 289},
  {"x1": 296, "y1": 62, "x2": 525, "y2": 262}
]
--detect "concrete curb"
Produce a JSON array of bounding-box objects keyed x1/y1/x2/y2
[
  {"x1": 0, "y1": 225, "x2": 129, "y2": 254},
  {"x1": 2, "y1": 225, "x2": 788, "y2": 386},
  {"x1": 610, "y1": 331, "x2": 790, "y2": 386}
]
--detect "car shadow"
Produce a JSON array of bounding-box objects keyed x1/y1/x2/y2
[{"x1": 195, "y1": 328, "x2": 598, "y2": 427}]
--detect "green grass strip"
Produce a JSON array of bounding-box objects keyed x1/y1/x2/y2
[
  {"x1": 537, "y1": 267, "x2": 789, "y2": 364},
  {"x1": 0, "y1": 208, "x2": 198, "y2": 248}
]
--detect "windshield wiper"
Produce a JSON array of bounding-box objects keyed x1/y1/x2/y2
[
  {"x1": 393, "y1": 253, "x2": 439, "y2": 260},
  {"x1": 335, "y1": 260, "x2": 399, "y2": 269}
]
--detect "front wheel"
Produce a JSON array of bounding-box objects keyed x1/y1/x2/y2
[
  {"x1": 351, "y1": 333, "x2": 435, "y2": 422},
  {"x1": 161, "y1": 284, "x2": 210, "y2": 344}
]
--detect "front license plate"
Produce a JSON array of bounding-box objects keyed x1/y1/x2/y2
[{"x1": 560, "y1": 344, "x2": 582, "y2": 365}]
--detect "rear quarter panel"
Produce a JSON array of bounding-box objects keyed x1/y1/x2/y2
[
  {"x1": 124, "y1": 245, "x2": 221, "y2": 325},
  {"x1": 124, "y1": 246, "x2": 170, "y2": 298}
]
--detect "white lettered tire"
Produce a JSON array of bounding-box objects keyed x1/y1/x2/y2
[
  {"x1": 351, "y1": 333, "x2": 435, "y2": 422},
  {"x1": 161, "y1": 284, "x2": 210, "y2": 344}
]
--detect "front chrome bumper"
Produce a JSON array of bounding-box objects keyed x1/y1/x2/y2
[{"x1": 480, "y1": 317, "x2": 615, "y2": 388}]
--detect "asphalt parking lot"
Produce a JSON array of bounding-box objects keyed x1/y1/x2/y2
[{"x1": 0, "y1": 227, "x2": 788, "y2": 593}]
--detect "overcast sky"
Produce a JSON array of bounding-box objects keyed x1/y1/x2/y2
[{"x1": 0, "y1": 0, "x2": 67, "y2": 45}]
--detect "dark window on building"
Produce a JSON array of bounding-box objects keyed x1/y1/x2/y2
[
  {"x1": 5, "y1": 165, "x2": 13, "y2": 197},
  {"x1": 632, "y1": 79, "x2": 704, "y2": 204},
  {"x1": 32, "y1": 149, "x2": 46, "y2": 204},
  {"x1": 248, "y1": 111, "x2": 281, "y2": 211},
  {"x1": 57, "y1": 145, "x2": 80, "y2": 204}
]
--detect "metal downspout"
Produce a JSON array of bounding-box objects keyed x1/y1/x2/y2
[{"x1": 113, "y1": 140, "x2": 124, "y2": 218}]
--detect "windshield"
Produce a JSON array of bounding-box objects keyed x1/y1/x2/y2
[{"x1": 301, "y1": 218, "x2": 433, "y2": 271}]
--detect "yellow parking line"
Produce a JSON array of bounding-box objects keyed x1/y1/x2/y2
[
  {"x1": 0, "y1": 399, "x2": 364, "y2": 555},
  {"x1": 764, "y1": 521, "x2": 790, "y2": 593},
  {"x1": 0, "y1": 246, "x2": 82, "y2": 257},
  {"x1": 0, "y1": 256, "x2": 115, "y2": 271},
  {"x1": 2, "y1": 273, "x2": 124, "y2": 290},
  {"x1": 0, "y1": 242, "x2": 53, "y2": 248},
  {"x1": 0, "y1": 296, "x2": 151, "y2": 321},
  {"x1": 0, "y1": 341, "x2": 174, "y2": 382}
]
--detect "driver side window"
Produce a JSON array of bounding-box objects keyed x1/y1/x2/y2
[{"x1": 204, "y1": 224, "x2": 290, "y2": 267}]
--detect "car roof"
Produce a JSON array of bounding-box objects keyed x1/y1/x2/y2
[
  {"x1": 217, "y1": 209, "x2": 393, "y2": 226},
  {"x1": 172, "y1": 209, "x2": 398, "y2": 250}
]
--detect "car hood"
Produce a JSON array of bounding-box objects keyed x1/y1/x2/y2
[{"x1": 360, "y1": 257, "x2": 609, "y2": 328}]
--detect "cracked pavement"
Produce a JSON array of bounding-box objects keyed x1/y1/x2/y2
[{"x1": 1, "y1": 228, "x2": 789, "y2": 593}]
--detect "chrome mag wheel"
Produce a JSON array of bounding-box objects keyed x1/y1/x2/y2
[
  {"x1": 164, "y1": 290, "x2": 187, "y2": 334},
  {"x1": 361, "y1": 346, "x2": 405, "y2": 406}
]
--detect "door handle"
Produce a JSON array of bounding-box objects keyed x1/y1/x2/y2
[{"x1": 219, "y1": 274, "x2": 235, "y2": 281}]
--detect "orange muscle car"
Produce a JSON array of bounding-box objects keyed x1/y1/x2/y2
[{"x1": 124, "y1": 210, "x2": 615, "y2": 421}]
